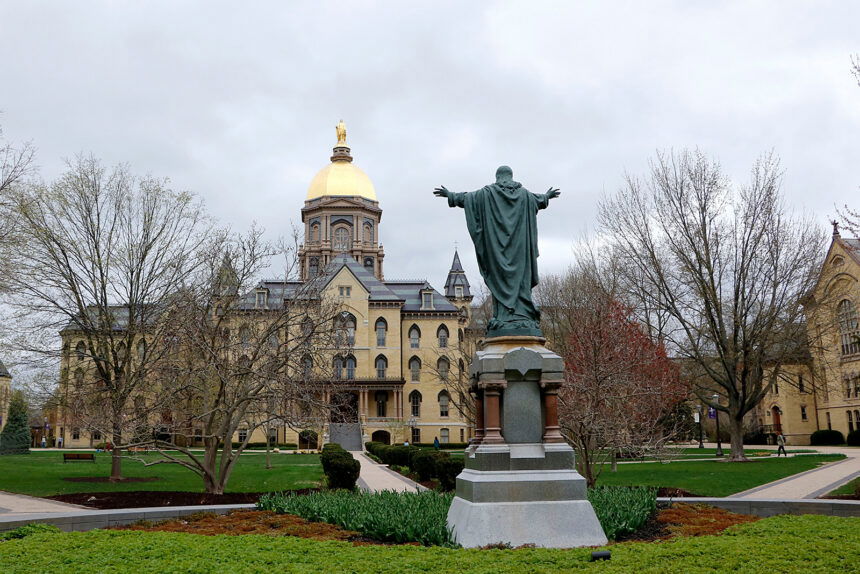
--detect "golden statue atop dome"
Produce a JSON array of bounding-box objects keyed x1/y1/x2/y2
[{"x1": 336, "y1": 119, "x2": 347, "y2": 146}]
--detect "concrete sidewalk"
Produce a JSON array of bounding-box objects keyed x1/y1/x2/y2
[
  {"x1": 732, "y1": 446, "x2": 860, "y2": 499},
  {"x1": 351, "y1": 452, "x2": 426, "y2": 492},
  {"x1": 0, "y1": 491, "x2": 86, "y2": 517}
]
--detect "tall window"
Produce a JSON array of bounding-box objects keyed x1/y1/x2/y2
[
  {"x1": 239, "y1": 325, "x2": 252, "y2": 348},
  {"x1": 411, "y1": 427, "x2": 421, "y2": 444},
  {"x1": 409, "y1": 326, "x2": 420, "y2": 349},
  {"x1": 76, "y1": 341, "x2": 86, "y2": 360},
  {"x1": 849, "y1": 411, "x2": 855, "y2": 433},
  {"x1": 798, "y1": 374, "x2": 805, "y2": 393},
  {"x1": 409, "y1": 390, "x2": 422, "y2": 417},
  {"x1": 437, "y1": 325, "x2": 449, "y2": 348},
  {"x1": 364, "y1": 223, "x2": 373, "y2": 243},
  {"x1": 333, "y1": 356, "x2": 343, "y2": 379},
  {"x1": 438, "y1": 391, "x2": 450, "y2": 417},
  {"x1": 375, "y1": 390, "x2": 388, "y2": 417},
  {"x1": 838, "y1": 299, "x2": 860, "y2": 355},
  {"x1": 345, "y1": 356, "x2": 356, "y2": 380},
  {"x1": 137, "y1": 339, "x2": 147, "y2": 360},
  {"x1": 311, "y1": 224, "x2": 320, "y2": 242},
  {"x1": 309, "y1": 257, "x2": 319, "y2": 277},
  {"x1": 375, "y1": 318, "x2": 387, "y2": 347},
  {"x1": 409, "y1": 357, "x2": 421, "y2": 382},
  {"x1": 826, "y1": 412, "x2": 832, "y2": 430},
  {"x1": 440, "y1": 428, "x2": 450, "y2": 444},
  {"x1": 333, "y1": 227, "x2": 351, "y2": 251},
  {"x1": 375, "y1": 355, "x2": 387, "y2": 378},
  {"x1": 336, "y1": 313, "x2": 356, "y2": 346},
  {"x1": 302, "y1": 356, "x2": 313, "y2": 379},
  {"x1": 437, "y1": 357, "x2": 450, "y2": 381},
  {"x1": 800, "y1": 405, "x2": 808, "y2": 421}
]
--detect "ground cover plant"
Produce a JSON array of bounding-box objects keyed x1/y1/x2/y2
[
  {"x1": 596, "y1": 454, "x2": 844, "y2": 496},
  {"x1": 587, "y1": 486, "x2": 656, "y2": 540},
  {"x1": 823, "y1": 476, "x2": 860, "y2": 499},
  {"x1": 258, "y1": 489, "x2": 456, "y2": 546},
  {"x1": 0, "y1": 451, "x2": 322, "y2": 497},
  {"x1": 1, "y1": 515, "x2": 858, "y2": 573}
]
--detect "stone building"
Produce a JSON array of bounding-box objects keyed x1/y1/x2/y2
[
  {"x1": 753, "y1": 226, "x2": 860, "y2": 444},
  {"x1": 0, "y1": 361, "x2": 11, "y2": 431},
  {"x1": 54, "y1": 124, "x2": 476, "y2": 450}
]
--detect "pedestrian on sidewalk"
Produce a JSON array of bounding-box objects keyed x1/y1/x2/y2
[
  {"x1": 776, "y1": 433, "x2": 787, "y2": 457},
  {"x1": 433, "y1": 436, "x2": 440, "y2": 450}
]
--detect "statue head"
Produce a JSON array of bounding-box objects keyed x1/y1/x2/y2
[{"x1": 495, "y1": 165, "x2": 513, "y2": 183}]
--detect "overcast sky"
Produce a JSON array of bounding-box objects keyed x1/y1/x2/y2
[{"x1": 1, "y1": 1, "x2": 858, "y2": 293}]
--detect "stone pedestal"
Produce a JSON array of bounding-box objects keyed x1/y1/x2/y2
[{"x1": 447, "y1": 337, "x2": 607, "y2": 548}]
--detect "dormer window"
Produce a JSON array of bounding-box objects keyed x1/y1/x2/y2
[
  {"x1": 255, "y1": 289, "x2": 268, "y2": 309},
  {"x1": 455, "y1": 286, "x2": 464, "y2": 298},
  {"x1": 339, "y1": 286, "x2": 351, "y2": 297},
  {"x1": 421, "y1": 291, "x2": 434, "y2": 310}
]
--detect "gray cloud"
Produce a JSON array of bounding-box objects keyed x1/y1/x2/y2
[{"x1": 1, "y1": 1, "x2": 858, "y2": 292}]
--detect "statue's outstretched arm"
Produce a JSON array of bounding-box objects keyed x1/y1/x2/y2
[
  {"x1": 533, "y1": 187, "x2": 560, "y2": 210},
  {"x1": 434, "y1": 185, "x2": 467, "y2": 208}
]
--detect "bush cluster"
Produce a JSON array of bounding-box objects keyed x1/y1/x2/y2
[
  {"x1": 0, "y1": 523, "x2": 60, "y2": 541},
  {"x1": 320, "y1": 443, "x2": 360, "y2": 490},
  {"x1": 364, "y1": 442, "x2": 464, "y2": 490},
  {"x1": 847, "y1": 430, "x2": 860, "y2": 447},
  {"x1": 810, "y1": 429, "x2": 845, "y2": 446}
]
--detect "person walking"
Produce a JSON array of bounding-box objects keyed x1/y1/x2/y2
[
  {"x1": 433, "y1": 436, "x2": 440, "y2": 450},
  {"x1": 776, "y1": 433, "x2": 787, "y2": 457}
]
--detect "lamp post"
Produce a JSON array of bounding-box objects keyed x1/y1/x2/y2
[
  {"x1": 712, "y1": 394, "x2": 724, "y2": 457},
  {"x1": 696, "y1": 405, "x2": 704, "y2": 449}
]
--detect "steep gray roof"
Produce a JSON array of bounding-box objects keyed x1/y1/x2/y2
[
  {"x1": 444, "y1": 250, "x2": 471, "y2": 298},
  {"x1": 0, "y1": 360, "x2": 10, "y2": 378},
  {"x1": 385, "y1": 281, "x2": 457, "y2": 312}
]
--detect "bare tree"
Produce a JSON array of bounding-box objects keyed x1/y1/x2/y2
[
  {"x1": 128, "y1": 227, "x2": 343, "y2": 494},
  {"x1": 598, "y1": 150, "x2": 825, "y2": 461},
  {"x1": 6, "y1": 155, "x2": 209, "y2": 479},
  {"x1": 0, "y1": 121, "x2": 36, "y2": 289}
]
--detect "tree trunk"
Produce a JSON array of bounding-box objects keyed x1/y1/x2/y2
[
  {"x1": 110, "y1": 421, "x2": 123, "y2": 481},
  {"x1": 728, "y1": 415, "x2": 748, "y2": 462},
  {"x1": 265, "y1": 426, "x2": 272, "y2": 470}
]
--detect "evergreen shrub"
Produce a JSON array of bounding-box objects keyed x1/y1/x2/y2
[
  {"x1": 436, "y1": 458, "x2": 464, "y2": 491},
  {"x1": 0, "y1": 391, "x2": 31, "y2": 455},
  {"x1": 320, "y1": 443, "x2": 360, "y2": 490},
  {"x1": 846, "y1": 430, "x2": 860, "y2": 447},
  {"x1": 411, "y1": 450, "x2": 440, "y2": 481},
  {"x1": 810, "y1": 429, "x2": 844, "y2": 446}
]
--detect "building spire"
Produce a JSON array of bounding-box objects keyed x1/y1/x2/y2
[
  {"x1": 831, "y1": 219, "x2": 841, "y2": 238},
  {"x1": 445, "y1": 248, "x2": 471, "y2": 299}
]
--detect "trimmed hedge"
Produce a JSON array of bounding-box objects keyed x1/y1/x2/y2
[
  {"x1": 320, "y1": 443, "x2": 360, "y2": 490},
  {"x1": 810, "y1": 429, "x2": 845, "y2": 446},
  {"x1": 847, "y1": 430, "x2": 860, "y2": 447},
  {"x1": 436, "y1": 458, "x2": 465, "y2": 491},
  {"x1": 412, "y1": 442, "x2": 470, "y2": 449}
]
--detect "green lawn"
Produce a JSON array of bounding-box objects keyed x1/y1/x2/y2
[
  {"x1": 596, "y1": 454, "x2": 844, "y2": 496},
  {"x1": 0, "y1": 451, "x2": 322, "y2": 497},
  {"x1": 1, "y1": 515, "x2": 858, "y2": 573},
  {"x1": 828, "y1": 476, "x2": 859, "y2": 496}
]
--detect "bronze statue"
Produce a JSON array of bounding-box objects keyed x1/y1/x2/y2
[{"x1": 434, "y1": 166, "x2": 560, "y2": 337}]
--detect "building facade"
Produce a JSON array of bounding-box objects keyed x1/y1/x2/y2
[
  {"x1": 55, "y1": 124, "x2": 476, "y2": 450},
  {"x1": 0, "y1": 361, "x2": 11, "y2": 431},
  {"x1": 753, "y1": 227, "x2": 860, "y2": 444}
]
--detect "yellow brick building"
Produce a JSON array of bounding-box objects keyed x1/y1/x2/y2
[
  {"x1": 0, "y1": 361, "x2": 11, "y2": 432},
  {"x1": 55, "y1": 125, "x2": 475, "y2": 450},
  {"x1": 754, "y1": 226, "x2": 860, "y2": 444}
]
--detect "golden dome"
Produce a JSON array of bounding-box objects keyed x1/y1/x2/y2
[
  {"x1": 306, "y1": 160, "x2": 377, "y2": 201},
  {"x1": 305, "y1": 121, "x2": 377, "y2": 201}
]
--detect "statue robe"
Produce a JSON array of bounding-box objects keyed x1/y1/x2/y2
[{"x1": 448, "y1": 181, "x2": 549, "y2": 336}]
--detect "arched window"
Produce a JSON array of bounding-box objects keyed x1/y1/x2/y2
[
  {"x1": 409, "y1": 357, "x2": 421, "y2": 382},
  {"x1": 458, "y1": 328, "x2": 464, "y2": 343},
  {"x1": 309, "y1": 257, "x2": 319, "y2": 277},
  {"x1": 409, "y1": 325, "x2": 421, "y2": 349},
  {"x1": 409, "y1": 390, "x2": 422, "y2": 417},
  {"x1": 333, "y1": 227, "x2": 351, "y2": 251},
  {"x1": 438, "y1": 391, "x2": 450, "y2": 417},
  {"x1": 74, "y1": 368, "x2": 84, "y2": 386},
  {"x1": 364, "y1": 223, "x2": 373, "y2": 243},
  {"x1": 375, "y1": 390, "x2": 388, "y2": 417},
  {"x1": 75, "y1": 341, "x2": 86, "y2": 360},
  {"x1": 116, "y1": 342, "x2": 127, "y2": 362},
  {"x1": 375, "y1": 318, "x2": 387, "y2": 347},
  {"x1": 335, "y1": 312, "x2": 356, "y2": 347},
  {"x1": 458, "y1": 359, "x2": 466, "y2": 383},
  {"x1": 311, "y1": 223, "x2": 320, "y2": 242},
  {"x1": 302, "y1": 355, "x2": 313, "y2": 379},
  {"x1": 137, "y1": 339, "x2": 147, "y2": 360},
  {"x1": 333, "y1": 356, "x2": 343, "y2": 379},
  {"x1": 837, "y1": 299, "x2": 860, "y2": 355},
  {"x1": 437, "y1": 325, "x2": 449, "y2": 348},
  {"x1": 375, "y1": 355, "x2": 387, "y2": 379},
  {"x1": 437, "y1": 357, "x2": 450, "y2": 381},
  {"x1": 849, "y1": 410, "x2": 855, "y2": 433}
]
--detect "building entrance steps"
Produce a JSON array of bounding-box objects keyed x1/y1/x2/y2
[{"x1": 351, "y1": 451, "x2": 426, "y2": 492}]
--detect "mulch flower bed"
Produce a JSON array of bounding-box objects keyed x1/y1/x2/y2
[
  {"x1": 107, "y1": 502, "x2": 760, "y2": 546},
  {"x1": 47, "y1": 489, "x2": 320, "y2": 509}
]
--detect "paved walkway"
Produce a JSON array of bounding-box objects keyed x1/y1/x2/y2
[
  {"x1": 351, "y1": 452, "x2": 426, "y2": 492},
  {"x1": 0, "y1": 491, "x2": 86, "y2": 517},
  {"x1": 731, "y1": 445, "x2": 860, "y2": 499}
]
